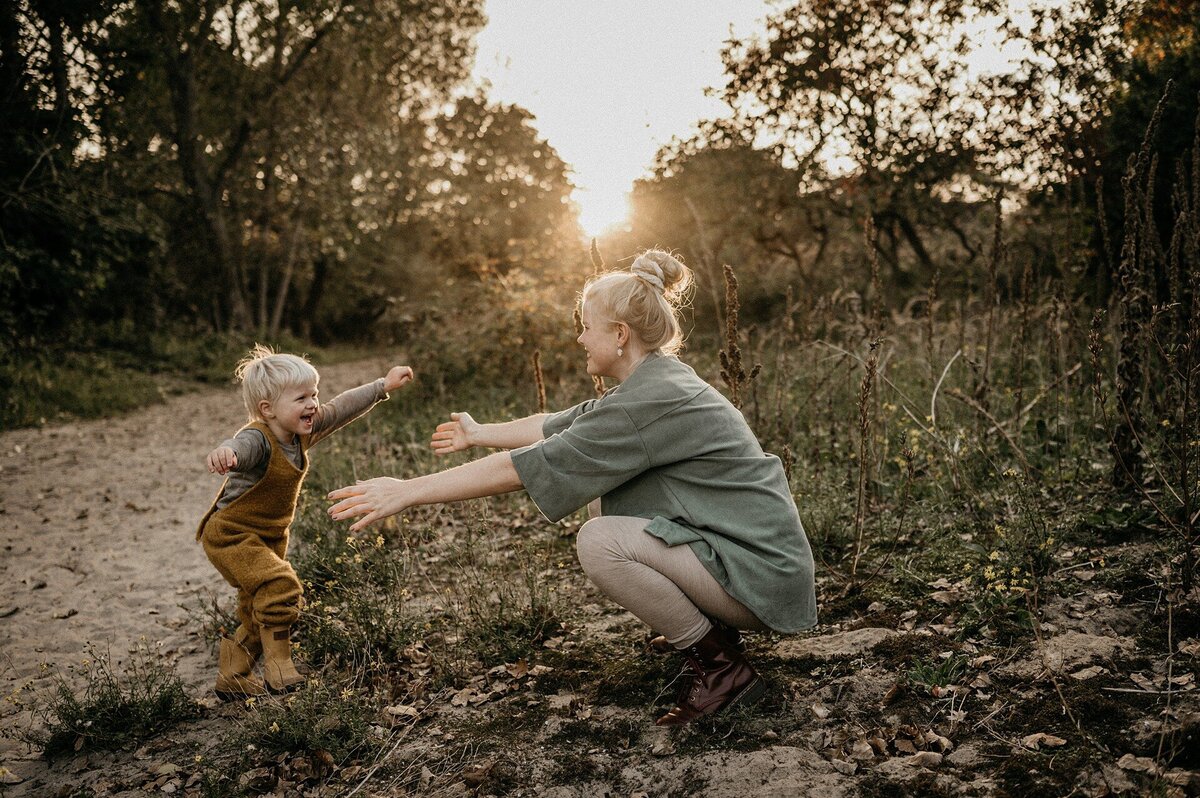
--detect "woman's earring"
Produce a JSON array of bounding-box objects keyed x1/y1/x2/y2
[{"x1": 617, "y1": 347, "x2": 623, "y2": 357}]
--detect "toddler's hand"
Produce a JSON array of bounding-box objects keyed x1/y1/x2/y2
[
  {"x1": 207, "y1": 446, "x2": 237, "y2": 475},
  {"x1": 384, "y1": 366, "x2": 414, "y2": 393}
]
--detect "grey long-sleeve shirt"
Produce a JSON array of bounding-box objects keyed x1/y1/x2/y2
[{"x1": 213, "y1": 378, "x2": 388, "y2": 510}]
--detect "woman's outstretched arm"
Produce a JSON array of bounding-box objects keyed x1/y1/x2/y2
[
  {"x1": 431, "y1": 412, "x2": 548, "y2": 454},
  {"x1": 327, "y1": 451, "x2": 523, "y2": 532}
]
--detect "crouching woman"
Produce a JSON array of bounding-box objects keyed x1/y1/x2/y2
[{"x1": 328, "y1": 249, "x2": 817, "y2": 725}]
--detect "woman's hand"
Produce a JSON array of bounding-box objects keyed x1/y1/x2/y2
[
  {"x1": 431, "y1": 411, "x2": 480, "y2": 455},
  {"x1": 327, "y1": 477, "x2": 410, "y2": 532}
]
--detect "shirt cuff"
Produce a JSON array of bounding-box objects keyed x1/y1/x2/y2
[{"x1": 510, "y1": 442, "x2": 577, "y2": 523}]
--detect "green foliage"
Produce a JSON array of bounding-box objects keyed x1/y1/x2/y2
[
  {"x1": 443, "y1": 522, "x2": 567, "y2": 668},
  {"x1": 290, "y1": 517, "x2": 420, "y2": 672},
  {"x1": 22, "y1": 645, "x2": 199, "y2": 757},
  {"x1": 236, "y1": 680, "x2": 378, "y2": 762},
  {"x1": 906, "y1": 653, "x2": 968, "y2": 691}
]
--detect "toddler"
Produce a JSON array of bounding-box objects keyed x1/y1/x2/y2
[{"x1": 197, "y1": 345, "x2": 413, "y2": 698}]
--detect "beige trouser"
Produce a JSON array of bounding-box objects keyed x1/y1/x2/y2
[{"x1": 575, "y1": 514, "x2": 769, "y2": 649}]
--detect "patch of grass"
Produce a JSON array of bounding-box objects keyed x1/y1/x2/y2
[
  {"x1": 441, "y1": 523, "x2": 567, "y2": 670},
  {"x1": 237, "y1": 678, "x2": 379, "y2": 763},
  {"x1": 21, "y1": 645, "x2": 199, "y2": 757},
  {"x1": 290, "y1": 514, "x2": 421, "y2": 673},
  {"x1": 0, "y1": 350, "x2": 167, "y2": 428}
]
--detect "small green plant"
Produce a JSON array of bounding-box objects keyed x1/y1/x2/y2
[
  {"x1": 290, "y1": 518, "x2": 419, "y2": 671},
  {"x1": 907, "y1": 652, "x2": 968, "y2": 691},
  {"x1": 184, "y1": 590, "x2": 239, "y2": 647},
  {"x1": 22, "y1": 644, "x2": 199, "y2": 757},
  {"x1": 236, "y1": 678, "x2": 378, "y2": 762}
]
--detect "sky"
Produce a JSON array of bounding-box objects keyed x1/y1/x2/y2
[{"x1": 471, "y1": 1, "x2": 771, "y2": 238}]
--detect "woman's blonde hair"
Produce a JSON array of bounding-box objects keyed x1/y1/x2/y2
[
  {"x1": 581, "y1": 249, "x2": 693, "y2": 355},
  {"x1": 234, "y1": 344, "x2": 319, "y2": 421}
]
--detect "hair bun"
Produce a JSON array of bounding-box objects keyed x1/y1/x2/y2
[{"x1": 631, "y1": 250, "x2": 691, "y2": 299}]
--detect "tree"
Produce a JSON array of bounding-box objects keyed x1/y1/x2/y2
[
  {"x1": 424, "y1": 93, "x2": 581, "y2": 281},
  {"x1": 0, "y1": 1, "x2": 165, "y2": 350},
  {"x1": 119, "y1": 0, "x2": 486, "y2": 331}
]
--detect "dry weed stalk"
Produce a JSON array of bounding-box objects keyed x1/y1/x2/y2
[
  {"x1": 589, "y1": 237, "x2": 605, "y2": 273},
  {"x1": 848, "y1": 339, "x2": 880, "y2": 586},
  {"x1": 924, "y1": 266, "x2": 940, "y2": 377},
  {"x1": 976, "y1": 191, "x2": 1003, "y2": 407},
  {"x1": 718, "y1": 264, "x2": 761, "y2": 409},
  {"x1": 1111, "y1": 83, "x2": 1171, "y2": 488},
  {"x1": 531, "y1": 350, "x2": 546, "y2": 414}
]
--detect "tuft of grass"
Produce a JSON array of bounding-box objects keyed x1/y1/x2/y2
[
  {"x1": 21, "y1": 645, "x2": 199, "y2": 757},
  {"x1": 906, "y1": 652, "x2": 968, "y2": 691},
  {"x1": 236, "y1": 679, "x2": 379, "y2": 763},
  {"x1": 441, "y1": 519, "x2": 567, "y2": 670}
]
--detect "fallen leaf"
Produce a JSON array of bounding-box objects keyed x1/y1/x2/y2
[
  {"x1": 1021, "y1": 733, "x2": 1067, "y2": 750},
  {"x1": 811, "y1": 702, "x2": 831, "y2": 719},
  {"x1": 969, "y1": 654, "x2": 996, "y2": 668},
  {"x1": 384, "y1": 704, "x2": 420, "y2": 719},
  {"x1": 1178, "y1": 639, "x2": 1200, "y2": 657},
  {"x1": 1117, "y1": 754, "x2": 1159, "y2": 773},
  {"x1": 829, "y1": 758, "x2": 857, "y2": 775},
  {"x1": 849, "y1": 740, "x2": 874, "y2": 760},
  {"x1": 0, "y1": 767, "x2": 24, "y2": 785},
  {"x1": 907, "y1": 751, "x2": 943, "y2": 768},
  {"x1": 505, "y1": 659, "x2": 529, "y2": 679},
  {"x1": 1130, "y1": 672, "x2": 1160, "y2": 691},
  {"x1": 930, "y1": 590, "x2": 962, "y2": 605},
  {"x1": 924, "y1": 731, "x2": 954, "y2": 752},
  {"x1": 1070, "y1": 666, "x2": 1107, "y2": 681},
  {"x1": 650, "y1": 740, "x2": 675, "y2": 757},
  {"x1": 461, "y1": 760, "x2": 494, "y2": 787}
]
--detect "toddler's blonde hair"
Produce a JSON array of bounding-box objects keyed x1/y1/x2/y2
[
  {"x1": 582, "y1": 249, "x2": 693, "y2": 355},
  {"x1": 234, "y1": 344, "x2": 319, "y2": 421}
]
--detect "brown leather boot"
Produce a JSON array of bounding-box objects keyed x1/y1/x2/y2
[
  {"x1": 655, "y1": 625, "x2": 766, "y2": 726},
  {"x1": 214, "y1": 624, "x2": 267, "y2": 701},
  {"x1": 260, "y1": 625, "x2": 305, "y2": 693}
]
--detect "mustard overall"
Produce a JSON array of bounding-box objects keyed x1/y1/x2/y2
[{"x1": 197, "y1": 421, "x2": 307, "y2": 629}]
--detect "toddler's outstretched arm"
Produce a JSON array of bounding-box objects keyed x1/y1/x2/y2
[{"x1": 206, "y1": 445, "x2": 238, "y2": 475}]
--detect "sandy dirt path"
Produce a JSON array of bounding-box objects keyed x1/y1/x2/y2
[{"x1": 0, "y1": 357, "x2": 394, "y2": 776}]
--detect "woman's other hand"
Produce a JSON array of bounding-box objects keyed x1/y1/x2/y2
[
  {"x1": 431, "y1": 411, "x2": 480, "y2": 455},
  {"x1": 327, "y1": 477, "x2": 409, "y2": 532}
]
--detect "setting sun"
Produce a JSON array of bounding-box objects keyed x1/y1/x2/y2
[{"x1": 472, "y1": 0, "x2": 769, "y2": 241}]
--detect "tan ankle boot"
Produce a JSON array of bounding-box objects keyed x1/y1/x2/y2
[
  {"x1": 214, "y1": 624, "x2": 267, "y2": 701},
  {"x1": 260, "y1": 625, "x2": 304, "y2": 693}
]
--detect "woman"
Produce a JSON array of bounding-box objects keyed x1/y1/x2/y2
[{"x1": 328, "y1": 250, "x2": 817, "y2": 726}]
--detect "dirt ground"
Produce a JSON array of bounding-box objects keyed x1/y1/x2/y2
[
  {"x1": 2, "y1": 359, "x2": 1199, "y2": 797},
  {"x1": 0, "y1": 358, "x2": 396, "y2": 790}
]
